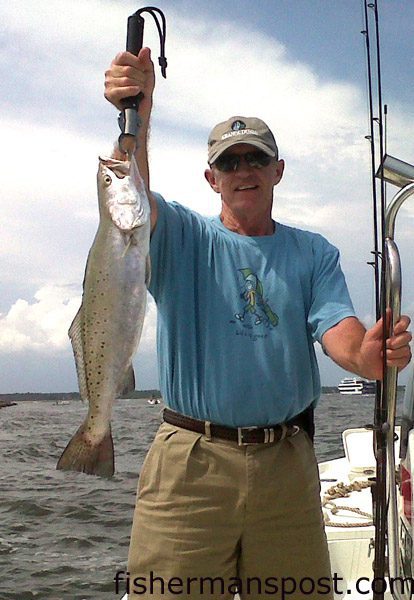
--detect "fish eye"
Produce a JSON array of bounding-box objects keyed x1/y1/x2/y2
[{"x1": 103, "y1": 174, "x2": 112, "y2": 186}]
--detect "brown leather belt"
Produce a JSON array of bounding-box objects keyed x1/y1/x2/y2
[{"x1": 163, "y1": 408, "x2": 300, "y2": 446}]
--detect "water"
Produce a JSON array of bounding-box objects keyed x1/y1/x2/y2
[{"x1": 0, "y1": 393, "x2": 400, "y2": 599}]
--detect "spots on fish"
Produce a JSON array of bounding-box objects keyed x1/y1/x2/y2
[{"x1": 95, "y1": 270, "x2": 110, "y2": 284}]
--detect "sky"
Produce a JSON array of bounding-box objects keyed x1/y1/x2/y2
[{"x1": 1, "y1": 0, "x2": 414, "y2": 393}]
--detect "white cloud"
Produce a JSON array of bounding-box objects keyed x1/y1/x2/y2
[
  {"x1": 0, "y1": 284, "x2": 157, "y2": 356},
  {"x1": 0, "y1": 285, "x2": 81, "y2": 352}
]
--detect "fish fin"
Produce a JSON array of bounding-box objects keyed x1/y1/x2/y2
[
  {"x1": 119, "y1": 365, "x2": 135, "y2": 398},
  {"x1": 68, "y1": 307, "x2": 89, "y2": 402},
  {"x1": 56, "y1": 423, "x2": 114, "y2": 478},
  {"x1": 145, "y1": 255, "x2": 151, "y2": 287}
]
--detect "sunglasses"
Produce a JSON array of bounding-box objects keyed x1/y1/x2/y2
[{"x1": 213, "y1": 150, "x2": 273, "y2": 172}]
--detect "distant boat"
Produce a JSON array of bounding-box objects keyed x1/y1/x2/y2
[
  {"x1": 0, "y1": 400, "x2": 17, "y2": 409},
  {"x1": 337, "y1": 377, "x2": 376, "y2": 395},
  {"x1": 147, "y1": 397, "x2": 160, "y2": 405}
]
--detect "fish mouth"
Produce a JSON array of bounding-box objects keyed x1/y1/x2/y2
[{"x1": 99, "y1": 156, "x2": 130, "y2": 179}]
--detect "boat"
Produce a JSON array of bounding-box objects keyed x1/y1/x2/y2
[
  {"x1": 319, "y1": 426, "x2": 398, "y2": 599},
  {"x1": 319, "y1": 356, "x2": 414, "y2": 599},
  {"x1": 338, "y1": 378, "x2": 376, "y2": 395},
  {"x1": 0, "y1": 400, "x2": 17, "y2": 409},
  {"x1": 147, "y1": 397, "x2": 160, "y2": 405}
]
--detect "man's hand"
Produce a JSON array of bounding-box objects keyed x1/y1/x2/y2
[
  {"x1": 322, "y1": 314, "x2": 412, "y2": 381},
  {"x1": 358, "y1": 313, "x2": 412, "y2": 380},
  {"x1": 104, "y1": 48, "x2": 155, "y2": 123}
]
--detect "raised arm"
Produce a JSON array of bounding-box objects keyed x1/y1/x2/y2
[
  {"x1": 322, "y1": 314, "x2": 412, "y2": 381},
  {"x1": 104, "y1": 47, "x2": 158, "y2": 231}
]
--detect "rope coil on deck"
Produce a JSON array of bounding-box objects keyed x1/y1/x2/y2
[{"x1": 322, "y1": 480, "x2": 374, "y2": 527}]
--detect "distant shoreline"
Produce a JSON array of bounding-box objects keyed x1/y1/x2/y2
[
  {"x1": 0, "y1": 386, "x2": 405, "y2": 404},
  {"x1": 0, "y1": 390, "x2": 163, "y2": 403}
]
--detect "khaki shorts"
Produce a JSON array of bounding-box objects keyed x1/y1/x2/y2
[{"x1": 127, "y1": 422, "x2": 333, "y2": 599}]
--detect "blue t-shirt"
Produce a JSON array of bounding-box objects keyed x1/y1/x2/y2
[{"x1": 149, "y1": 195, "x2": 355, "y2": 427}]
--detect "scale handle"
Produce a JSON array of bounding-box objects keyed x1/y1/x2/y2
[
  {"x1": 127, "y1": 13, "x2": 144, "y2": 54},
  {"x1": 118, "y1": 7, "x2": 167, "y2": 153},
  {"x1": 122, "y1": 13, "x2": 145, "y2": 111}
]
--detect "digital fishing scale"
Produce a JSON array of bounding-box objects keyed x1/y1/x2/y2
[{"x1": 118, "y1": 7, "x2": 167, "y2": 157}]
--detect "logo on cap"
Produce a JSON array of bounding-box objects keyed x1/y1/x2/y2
[{"x1": 231, "y1": 120, "x2": 246, "y2": 131}]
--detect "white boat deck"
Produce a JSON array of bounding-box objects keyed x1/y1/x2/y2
[
  {"x1": 320, "y1": 428, "x2": 377, "y2": 538},
  {"x1": 319, "y1": 427, "x2": 400, "y2": 599}
]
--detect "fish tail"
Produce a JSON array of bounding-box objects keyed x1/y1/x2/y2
[{"x1": 56, "y1": 423, "x2": 114, "y2": 478}]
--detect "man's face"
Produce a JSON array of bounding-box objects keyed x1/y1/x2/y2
[{"x1": 204, "y1": 143, "x2": 284, "y2": 216}]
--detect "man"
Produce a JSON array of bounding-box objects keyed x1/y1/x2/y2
[{"x1": 105, "y1": 49, "x2": 412, "y2": 599}]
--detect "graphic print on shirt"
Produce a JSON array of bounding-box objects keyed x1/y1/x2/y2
[{"x1": 234, "y1": 268, "x2": 279, "y2": 329}]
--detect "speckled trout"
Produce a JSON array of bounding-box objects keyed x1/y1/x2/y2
[{"x1": 57, "y1": 155, "x2": 150, "y2": 477}]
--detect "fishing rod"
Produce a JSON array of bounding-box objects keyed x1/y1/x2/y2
[
  {"x1": 362, "y1": 2, "x2": 380, "y2": 319},
  {"x1": 361, "y1": 2, "x2": 387, "y2": 595},
  {"x1": 362, "y1": 2, "x2": 414, "y2": 597},
  {"x1": 118, "y1": 6, "x2": 167, "y2": 157}
]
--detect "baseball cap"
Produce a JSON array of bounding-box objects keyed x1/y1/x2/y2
[{"x1": 207, "y1": 116, "x2": 279, "y2": 164}]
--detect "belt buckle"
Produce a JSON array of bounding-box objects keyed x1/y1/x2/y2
[
  {"x1": 237, "y1": 425, "x2": 289, "y2": 446},
  {"x1": 237, "y1": 425, "x2": 279, "y2": 446},
  {"x1": 238, "y1": 426, "x2": 258, "y2": 446}
]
